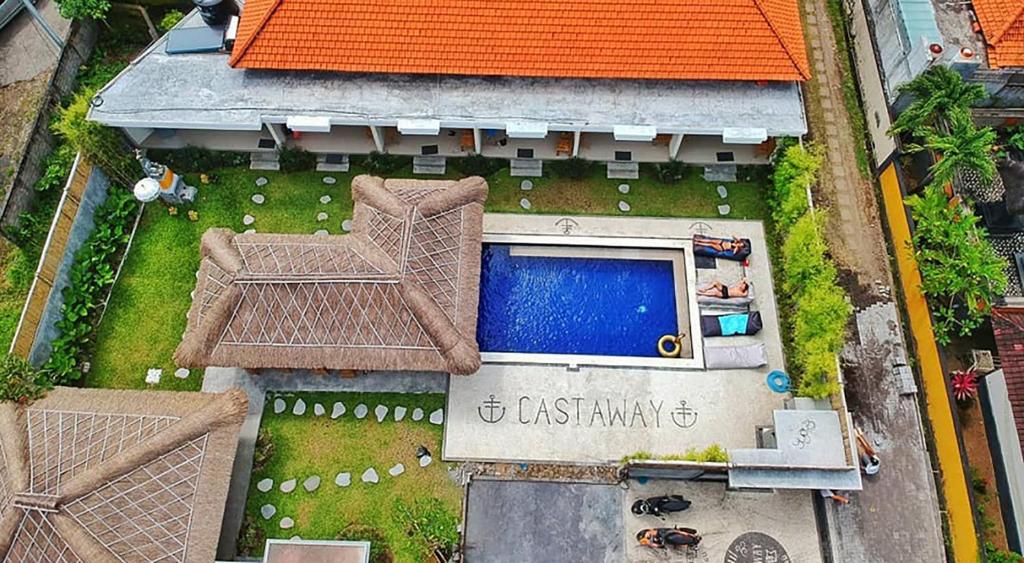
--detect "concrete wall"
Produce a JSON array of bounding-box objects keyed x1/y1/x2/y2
[
  {"x1": 850, "y1": 0, "x2": 899, "y2": 166},
  {"x1": 27, "y1": 164, "x2": 110, "y2": 365},
  {"x1": 980, "y1": 369, "x2": 1024, "y2": 552},
  {"x1": 0, "y1": 19, "x2": 98, "y2": 238}
]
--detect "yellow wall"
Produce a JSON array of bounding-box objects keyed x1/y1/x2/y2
[{"x1": 878, "y1": 163, "x2": 979, "y2": 561}]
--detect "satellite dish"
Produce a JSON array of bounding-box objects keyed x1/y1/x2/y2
[{"x1": 134, "y1": 178, "x2": 161, "y2": 203}]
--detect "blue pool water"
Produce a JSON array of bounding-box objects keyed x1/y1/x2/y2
[{"x1": 476, "y1": 244, "x2": 680, "y2": 357}]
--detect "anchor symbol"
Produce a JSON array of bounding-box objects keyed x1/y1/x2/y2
[
  {"x1": 670, "y1": 400, "x2": 698, "y2": 428},
  {"x1": 477, "y1": 394, "x2": 506, "y2": 424},
  {"x1": 689, "y1": 221, "x2": 712, "y2": 236},
  {"x1": 555, "y1": 217, "x2": 579, "y2": 235}
]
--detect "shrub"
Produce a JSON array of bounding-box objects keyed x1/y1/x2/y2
[
  {"x1": 394, "y1": 498, "x2": 460, "y2": 560},
  {"x1": 54, "y1": 0, "x2": 110, "y2": 20},
  {"x1": 452, "y1": 154, "x2": 504, "y2": 177},
  {"x1": 781, "y1": 213, "x2": 835, "y2": 294},
  {"x1": 620, "y1": 451, "x2": 655, "y2": 463},
  {"x1": 35, "y1": 144, "x2": 76, "y2": 193},
  {"x1": 359, "y1": 152, "x2": 410, "y2": 175},
  {"x1": 771, "y1": 142, "x2": 822, "y2": 233},
  {"x1": 158, "y1": 10, "x2": 184, "y2": 32},
  {"x1": 0, "y1": 355, "x2": 52, "y2": 404},
  {"x1": 277, "y1": 146, "x2": 316, "y2": 173},
  {"x1": 654, "y1": 159, "x2": 686, "y2": 184},
  {"x1": 336, "y1": 524, "x2": 394, "y2": 563},
  {"x1": 986, "y1": 543, "x2": 1024, "y2": 563},
  {"x1": 235, "y1": 515, "x2": 266, "y2": 557},
  {"x1": 682, "y1": 444, "x2": 729, "y2": 463},
  {"x1": 43, "y1": 189, "x2": 139, "y2": 383},
  {"x1": 251, "y1": 427, "x2": 275, "y2": 473},
  {"x1": 906, "y1": 184, "x2": 1007, "y2": 344},
  {"x1": 549, "y1": 157, "x2": 594, "y2": 180},
  {"x1": 148, "y1": 146, "x2": 248, "y2": 172},
  {"x1": 54, "y1": 89, "x2": 137, "y2": 186}
]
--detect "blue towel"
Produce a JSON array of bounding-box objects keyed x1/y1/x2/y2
[{"x1": 718, "y1": 314, "x2": 749, "y2": 336}]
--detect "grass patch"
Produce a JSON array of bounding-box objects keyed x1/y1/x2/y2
[
  {"x1": 241, "y1": 392, "x2": 460, "y2": 563},
  {"x1": 86, "y1": 162, "x2": 768, "y2": 390}
]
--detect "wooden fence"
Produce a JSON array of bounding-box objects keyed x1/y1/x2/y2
[{"x1": 9, "y1": 156, "x2": 93, "y2": 359}]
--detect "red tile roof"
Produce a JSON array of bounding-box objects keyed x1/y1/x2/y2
[
  {"x1": 973, "y1": 0, "x2": 1024, "y2": 68},
  {"x1": 228, "y1": 0, "x2": 811, "y2": 82},
  {"x1": 992, "y1": 308, "x2": 1024, "y2": 454}
]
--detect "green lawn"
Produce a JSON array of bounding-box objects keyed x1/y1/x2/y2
[
  {"x1": 242, "y1": 392, "x2": 459, "y2": 563},
  {"x1": 86, "y1": 161, "x2": 768, "y2": 390}
]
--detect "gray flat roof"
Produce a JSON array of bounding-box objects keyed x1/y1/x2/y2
[{"x1": 90, "y1": 13, "x2": 807, "y2": 136}]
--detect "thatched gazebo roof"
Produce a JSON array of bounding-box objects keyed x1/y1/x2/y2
[
  {"x1": 175, "y1": 175, "x2": 487, "y2": 375},
  {"x1": 0, "y1": 386, "x2": 247, "y2": 562}
]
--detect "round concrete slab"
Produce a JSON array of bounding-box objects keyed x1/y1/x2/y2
[
  {"x1": 244, "y1": 229, "x2": 256, "y2": 234},
  {"x1": 292, "y1": 399, "x2": 306, "y2": 416},
  {"x1": 520, "y1": 198, "x2": 531, "y2": 210},
  {"x1": 316, "y1": 212, "x2": 328, "y2": 222},
  {"x1": 280, "y1": 479, "x2": 296, "y2": 493},
  {"x1": 320, "y1": 195, "x2": 332, "y2": 204},
  {"x1": 331, "y1": 402, "x2": 346, "y2": 418},
  {"x1": 323, "y1": 176, "x2": 336, "y2": 185},
  {"x1": 375, "y1": 405, "x2": 388, "y2": 422},
  {"x1": 354, "y1": 404, "x2": 368, "y2": 419},
  {"x1": 361, "y1": 468, "x2": 379, "y2": 484},
  {"x1": 718, "y1": 204, "x2": 731, "y2": 215},
  {"x1": 255, "y1": 177, "x2": 268, "y2": 187},
  {"x1": 314, "y1": 403, "x2": 325, "y2": 416},
  {"x1": 303, "y1": 475, "x2": 320, "y2": 492},
  {"x1": 243, "y1": 214, "x2": 255, "y2": 225},
  {"x1": 280, "y1": 517, "x2": 294, "y2": 529},
  {"x1": 261, "y1": 504, "x2": 276, "y2": 519},
  {"x1": 520, "y1": 180, "x2": 533, "y2": 191},
  {"x1": 618, "y1": 183, "x2": 630, "y2": 194},
  {"x1": 314, "y1": 229, "x2": 328, "y2": 235},
  {"x1": 394, "y1": 406, "x2": 407, "y2": 421},
  {"x1": 429, "y1": 409, "x2": 444, "y2": 425},
  {"x1": 251, "y1": 194, "x2": 265, "y2": 204},
  {"x1": 342, "y1": 219, "x2": 353, "y2": 232},
  {"x1": 273, "y1": 399, "x2": 286, "y2": 414},
  {"x1": 335, "y1": 472, "x2": 351, "y2": 487},
  {"x1": 412, "y1": 408, "x2": 424, "y2": 421},
  {"x1": 419, "y1": 455, "x2": 432, "y2": 467},
  {"x1": 174, "y1": 368, "x2": 189, "y2": 379},
  {"x1": 717, "y1": 185, "x2": 728, "y2": 198},
  {"x1": 618, "y1": 201, "x2": 631, "y2": 213},
  {"x1": 388, "y1": 463, "x2": 405, "y2": 477},
  {"x1": 257, "y1": 478, "x2": 273, "y2": 492}
]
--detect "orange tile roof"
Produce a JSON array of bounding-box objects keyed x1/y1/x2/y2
[
  {"x1": 228, "y1": 0, "x2": 811, "y2": 82},
  {"x1": 973, "y1": 0, "x2": 1024, "y2": 68}
]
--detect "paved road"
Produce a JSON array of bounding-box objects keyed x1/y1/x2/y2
[
  {"x1": 800, "y1": 0, "x2": 948, "y2": 560},
  {"x1": 0, "y1": 0, "x2": 70, "y2": 86}
]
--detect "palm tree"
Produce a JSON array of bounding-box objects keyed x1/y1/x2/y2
[
  {"x1": 889, "y1": 66, "x2": 988, "y2": 135},
  {"x1": 906, "y1": 107, "x2": 997, "y2": 188}
]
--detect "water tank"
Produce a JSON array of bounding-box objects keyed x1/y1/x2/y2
[
  {"x1": 193, "y1": 0, "x2": 227, "y2": 26},
  {"x1": 134, "y1": 178, "x2": 161, "y2": 203}
]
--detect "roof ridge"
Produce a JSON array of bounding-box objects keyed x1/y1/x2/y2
[
  {"x1": 751, "y1": 0, "x2": 812, "y2": 80},
  {"x1": 227, "y1": 0, "x2": 286, "y2": 68},
  {"x1": 989, "y1": 0, "x2": 1024, "y2": 45}
]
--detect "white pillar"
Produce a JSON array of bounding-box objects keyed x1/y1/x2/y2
[
  {"x1": 368, "y1": 125, "x2": 384, "y2": 152},
  {"x1": 572, "y1": 131, "x2": 581, "y2": 157},
  {"x1": 669, "y1": 134, "x2": 684, "y2": 160},
  {"x1": 266, "y1": 123, "x2": 287, "y2": 146},
  {"x1": 473, "y1": 128, "x2": 482, "y2": 154}
]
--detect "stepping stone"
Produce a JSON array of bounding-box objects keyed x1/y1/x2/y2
[
  {"x1": 280, "y1": 479, "x2": 296, "y2": 493},
  {"x1": 303, "y1": 475, "x2": 320, "y2": 492},
  {"x1": 317, "y1": 212, "x2": 328, "y2": 222},
  {"x1": 145, "y1": 369, "x2": 161, "y2": 385},
  {"x1": 243, "y1": 214, "x2": 255, "y2": 225},
  {"x1": 520, "y1": 198, "x2": 531, "y2": 210},
  {"x1": 320, "y1": 195, "x2": 332, "y2": 204},
  {"x1": 429, "y1": 409, "x2": 444, "y2": 425},
  {"x1": 717, "y1": 185, "x2": 728, "y2": 198},
  {"x1": 260, "y1": 504, "x2": 276, "y2": 519},
  {"x1": 314, "y1": 229, "x2": 328, "y2": 236},
  {"x1": 290, "y1": 536, "x2": 301, "y2": 541},
  {"x1": 331, "y1": 402, "x2": 346, "y2": 418},
  {"x1": 374, "y1": 405, "x2": 388, "y2": 422},
  {"x1": 718, "y1": 204, "x2": 731, "y2": 216},
  {"x1": 342, "y1": 219, "x2": 352, "y2": 232},
  {"x1": 388, "y1": 463, "x2": 405, "y2": 477},
  {"x1": 244, "y1": 229, "x2": 256, "y2": 234},
  {"x1": 618, "y1": 201, "x2": 631, "y2": 213},
  {"x1": 292, "y1": 399, "x2": 307, "y2": 415},
  {"x1": 335, "y1": 472, "x2": 351, "y2": 487},
  {"x1": 251, "y1": 193, "x2": 265, "y2": 204},
  {"x1": 354, "y1": 404, "x2": 368, "y2": 419},
  {"x1": 618, "y1": 183, "x2": 630, "y2": 194},
  {"x1": 412, "y1": 408, "x2": 424, "y2": 421},
  {"x1": 323, "y1": 176, "x2": 336, "y2": 185},
  {"x1": 280, "y1": 517, "x2": 294, "y2": 530},
  {"x1": 273, "y1": 399, "x2": 286, "y2": 414},
  {"x1": 174, "y1": 368, "x2": 189, "y2": 379},
  {"x1": 314, "y1": 403, "x2": 325, "y2": 416},
  {"x1": 394, "y1": 406, "x2": 407, "y2": 421},
  {"x1": 257, "y1": 478, "x2": 273, "y2": 492},
  {"x1": 361, "y1": 468, "x2": 379, "y2": 484},
  {"x1": 255, "y1": 176, "x2": 268, "y2": 187},
  {"x1": 520, "y1": 179, "x2": 533, "y2": 191},
  {"x1": 419, "y1": 455, "x2": 432, "y2": 467}
]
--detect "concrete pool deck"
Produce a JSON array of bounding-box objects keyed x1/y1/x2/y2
[{"x1": 446, "y1": 215, "x2": 786, "y2": 464}]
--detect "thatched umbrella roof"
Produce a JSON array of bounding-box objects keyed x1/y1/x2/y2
[
  {"x1": 174, "y1": 175, "x2": 488, "y2": 375},
  {"x1": 0, "y1": 386, "x2": 247, "y2": 562}
]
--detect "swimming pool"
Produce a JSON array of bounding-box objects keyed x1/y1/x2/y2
[{"x1": 477, "y1": 244, "x2": 683, "y2": 358}]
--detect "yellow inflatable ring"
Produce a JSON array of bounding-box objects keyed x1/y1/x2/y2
[{"x1": 658, "y1": 334, "x2": 682, "y2": 358}]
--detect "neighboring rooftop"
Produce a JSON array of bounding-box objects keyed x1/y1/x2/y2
[
  {"x1": 991, "y1": 310, "x2": 1024, "y2": 453},
  {"x1": 174, "y1": 176, "x2": 487, "y2": 375},
  {"x1": 972, "y1": 0, "x2": 1024, "y2": 68},
  {"x1": 0, "y1": 387, "x2": 246, "y2": 563},
  {"x1": 229, "y1": 0, "x2": 811, "y2": 82},
  {"x1": 88, "y1": 12, "x2": 807, "y2": 136}
]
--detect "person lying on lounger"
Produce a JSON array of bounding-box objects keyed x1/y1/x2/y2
[
  {"x1": 693, "y1": 236, "x2": 748, "y2": 255},
  {"x1": 697, "y1": 278, "x2": 750, "y2": 299}
]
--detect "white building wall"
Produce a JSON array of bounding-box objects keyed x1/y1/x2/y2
[{"x1": 982, "y1": 369, "x2": 1024, "y2": 551}]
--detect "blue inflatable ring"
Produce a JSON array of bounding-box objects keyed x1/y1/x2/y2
[{"x1": 767, "y1": 370, "x2": 791, "y2": 393}]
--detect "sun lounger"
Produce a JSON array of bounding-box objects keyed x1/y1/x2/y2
[
  {"x1": 692, "y1": 234, "x2": 752, "y2": 261},
  {"x1": 700, "y1": 312, "x2": 763, "y2": 337},
  {"x1": 704, "y1": 343, "x2": 767, "y2": 369},
  {"x1": 697, "y1": 283, "x2": 755, "y2": 311}
]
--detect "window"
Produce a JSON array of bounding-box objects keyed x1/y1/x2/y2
[
  {"x1": 614, "y1": 151, "x2": 632, "y2": 161},
  {"x1": 517, "y1": 148, "x2": 535, "y2": 159},
  {"x1": 325, "y1": 154, "x2": 346, "y2": 164},
  {"x1": 421, "y1": 145, "x2": 439, "y2": 156},
  {"x1": 716, "y1": 152, "x2": 735, "y2": 162},
  {"x1": 257, "y1": 138, "x2": 276, "y2": 149}
]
